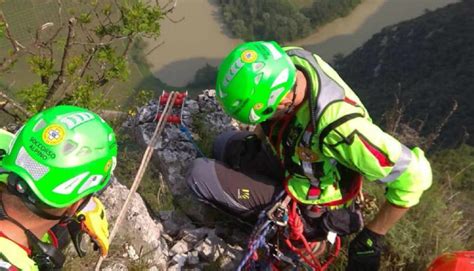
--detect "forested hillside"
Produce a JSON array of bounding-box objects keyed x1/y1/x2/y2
[
  {"x1": 217, "y1": 0, "x2": 361, "y2": 42},
  {"x1": 335, "y1": 0, "x2": 474, "y2": 148}
]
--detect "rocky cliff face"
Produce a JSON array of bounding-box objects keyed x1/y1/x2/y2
[
  {"x1": 335, "y1": 0, "x2": 474, "y2": 148},
  {"x1": 95, "y1": 90, "x2": 245, "y2": 270}
]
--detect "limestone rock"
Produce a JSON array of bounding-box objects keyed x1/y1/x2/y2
[{"x1": 100, "y1": 178, "x2": 168, "y2": 266}]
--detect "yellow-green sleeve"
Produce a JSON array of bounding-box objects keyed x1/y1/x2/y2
[{"x1": 321, "y1": 116, "x2": 432, "y2": 207}]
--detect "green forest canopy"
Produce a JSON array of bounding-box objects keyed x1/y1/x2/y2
[{"x1": 217, "y1": 0, "x2": 361, "y2": 42}]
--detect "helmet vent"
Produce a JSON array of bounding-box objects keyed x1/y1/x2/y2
[
  {"x1": 33, "y1": 119, "x2": 46, "y2": 132},
  {"x1": 263, "y1": 108, "x2": 274, "y2": 115},
  {"x1": 254, "y1": 73, "x2": 263, "y2": 85},
  {"x1": 252, "y1": 62, "x2": 264, "y2": 72},
  {"x1": 60, "y1": 112, "x2": 95, "y2": 129},
  {"x1": 77, "y1": 146, "x2": 92, "y2": 156},
  {"x1": 271, "y1": 68, "x2": 289, "y2": 88},
  {"x1": 15, "y1": 147, "x2": 49, "y2": 181},
  {"x1": 63, "y1": 140, "x2": 78, "y2": 155},
  {"x1": 232, "y1": 100, "x2": 242, "y2": 108}
]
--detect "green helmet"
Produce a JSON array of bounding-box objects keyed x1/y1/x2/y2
[
  {"x1": 216, "y1": 41, "x2": 296, "y2": 124},
  {"x1": 2, "y1": 105, "x2": 117, "y2": 208}
]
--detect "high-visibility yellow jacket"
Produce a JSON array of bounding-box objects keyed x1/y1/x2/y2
[
  {"x1": 262, "y1": 47, "x2": 432, "y2": 208},
  {"x1": 0, "y1": 129, "x2": 39, "y2": 270}
]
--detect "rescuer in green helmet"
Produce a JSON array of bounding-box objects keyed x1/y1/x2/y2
[
  {"x1": 187, "y1": 41, "x2": 432, "y2": 270},
  {"x1": 0, "y1": 105, "x2": 117, "y2": 270}
]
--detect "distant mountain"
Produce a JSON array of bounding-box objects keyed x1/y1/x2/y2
[{"x1": 335, "y1": 0, "x2": 474, "y2": 148}]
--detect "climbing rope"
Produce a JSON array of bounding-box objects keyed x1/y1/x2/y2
[
  {"x1": 237, "y1": 190, "x2": 342, "y2": 271},
  {"x1": 94, "y1": 91, "x2": 179, "y2": 270},
  {"x1": 179, "y1": 124, "x2": 206, "y2": 158},
  {"x1": 237, "y1": 191, "x2": 286, "y2": 271}
]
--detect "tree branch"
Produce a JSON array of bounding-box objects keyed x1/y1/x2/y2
[
  {"x1": 55, "y1": 48, "x2": 97, "y2": 104},
  {"x1": 42, "y1": 17, "x2": 76, "y2": 108},
  {"x1": 425, "y1": 99, "x2": 458, "y2": 149},
  {"x1": 145, "y1": 40, "x2": 165, "y2": 56},
  {"x1": 57, "y1": 0, "x2": 63, "y2": 26},
  {"x1": 0, "y1": 90, "x2": 31, "y2": 119},
  {"x1": 0, "y1": 12, "x2": 22, "y2": 52}
]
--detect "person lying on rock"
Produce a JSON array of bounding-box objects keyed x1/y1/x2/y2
[
  {"x1": 186, "y1": 41, "x2": 432, "y2": 270},
  {"x1": 0, "y1": 105, "x2": 117, "y2": 270}
]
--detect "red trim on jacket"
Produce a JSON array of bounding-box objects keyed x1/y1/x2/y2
[
  {"x1": 283, "y1": 174, "x2": 362, "y2": 207},
  {"x1": 47, "y1": 229, "x2": 59, "y2": 248},
  {"x1": 359, "y1": 136, "x2": 394, "y2": 167}
]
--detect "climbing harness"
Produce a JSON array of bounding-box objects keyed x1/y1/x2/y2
[{"x1": 238, "y1": 190, "x2": 342, "y2": 271}]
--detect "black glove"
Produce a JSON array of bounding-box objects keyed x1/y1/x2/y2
[
  {"x1": 301, "y1": 207, "x2": 363, "y2": 241},
  {"x1": 322, "y1": 208, "x2": 363, "y2": 236},
  {"x1": 346, "y1": 227, "x2": 385, "y2": 271}
]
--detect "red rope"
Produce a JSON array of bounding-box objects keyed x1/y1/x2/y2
[
  {"x1": 321, "y1": 236, "x2": 341, "y2": 270},
  {"x1": 282, "y1": 200, "x2": 342, "y2": 271},
  {"x1": 285, "y1": 200, "x2": 322, "y2": 270}
]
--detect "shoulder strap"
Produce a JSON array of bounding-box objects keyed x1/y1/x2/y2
[{"x1": 318, "y1": 113, "x2": 364, "y2": 153}]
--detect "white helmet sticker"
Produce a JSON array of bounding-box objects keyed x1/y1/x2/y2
[
  {"x1": 249, "y1": 108, "x2": 260, "y2": 123},
  {"x1": 271, "y1": 68, "x2": 289, "y2": 88},
  {"x1": 267, "y1": 87, "x2": 285, "y2": 107},
  {"x1": 78, "y1": 175, "x2": 103, "y2": 194},
  {"x1": 60, "y1": 112, "x2": 95, "y2": 129},
  {"x1": 263, "y1": 42, "x2": 282, "y2": 60},
  {"x1": 53, "y1": 172, "x2": 89, "y2": 195},
  {"x1": 223, "y1": 58, "x2": 244, "y2": 87}
]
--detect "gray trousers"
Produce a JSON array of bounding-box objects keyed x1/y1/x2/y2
[{"x1": 186, "y1": 131, "x2": 285, "y2": 219}]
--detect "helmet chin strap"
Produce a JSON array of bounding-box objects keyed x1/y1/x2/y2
[
  {"x1": 5, "y1": 173, "x2": 66, "y2": 221},
  {"x1": 284, "y1": 85, "x2": 298, "y2": 114},
  {"x1": 0, "y1": 193, "x2": 65, "y2": 270}
]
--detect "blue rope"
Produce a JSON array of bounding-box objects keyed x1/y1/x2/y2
[
  {"x1": 237, "y1": 220, "x2": 273, "y2": 271},
  {"x1": 236, "y1": 191, "x2": 287, "y2": 271},
  {"x1": 179, "y1": 124, "x2": 206, "y2": 158}
]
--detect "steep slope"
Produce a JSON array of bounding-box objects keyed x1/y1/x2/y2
[{"x1": 336, "y1": 0, "x2": 474, "y2": 148}]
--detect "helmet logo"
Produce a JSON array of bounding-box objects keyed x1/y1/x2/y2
[
  {"x1": 42, "y1": 124, "x2": 66, "y2": 145},
  {"x1": 241, "y1": 50, "x2": 258, "y2": 63},
  {"x1": 253, "y1": 103, "x2": 264, "y2": 110}
]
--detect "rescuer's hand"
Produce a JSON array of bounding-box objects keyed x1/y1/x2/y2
[{"x1": 346, "y1": 227, "x2": 384, "y2": 271}]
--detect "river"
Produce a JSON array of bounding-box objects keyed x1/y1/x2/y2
[{"x1": 145, "y1": 0, "x2": 459, "y2": 87}]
